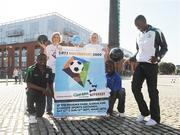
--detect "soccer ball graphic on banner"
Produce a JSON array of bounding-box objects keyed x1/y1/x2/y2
[{"x1": 69, "y1": 60, "x2": 84, "y2": 74}]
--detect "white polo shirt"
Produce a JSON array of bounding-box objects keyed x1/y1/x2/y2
[{"x1": 136, "y1": 31, "x2": 156, "y2": 63}]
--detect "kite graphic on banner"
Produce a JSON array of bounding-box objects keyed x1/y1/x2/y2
[{"x1": 63, "y1": 56, "x2": 90, "y2": 87}]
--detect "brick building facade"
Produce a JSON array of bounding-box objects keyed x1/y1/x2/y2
[{"x1": 0, "y1": 41, "x2": 42, "y2": 78}]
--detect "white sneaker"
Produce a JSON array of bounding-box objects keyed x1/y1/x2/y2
[
  {"x1": 117, "y1": 113, "x2": 125, "y2": 117},
  {"x1": 106, "y1": 114, "x2": 110, "y2": 117},
  {"x1": 29, "y1": 115, "x2": 37, "y2": 124},
  {"x1": 119, "y1": 113, "x2": 125, "y2": 117},
  {"x1": 106, "y1": 113, "x2": 111, "y2": 117},
  {"x1": 145, "y1": 119, "x2": 157, "y2": 126},
  {"x1": 136, "y1": 115, "x2": 145, "y2": 122}
]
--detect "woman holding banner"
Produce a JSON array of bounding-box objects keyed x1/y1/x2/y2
[
  {"x1": 45, "y1": 32, "x2": 63, "y2": 115},
  {"x1": 84, "y1": 33, "x2": 109, "y2": 61}
]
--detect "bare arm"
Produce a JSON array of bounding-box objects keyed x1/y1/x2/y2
[
  {"x1": 39, "y1": 43, "x2": 47, "y2": 55},
  {"x1": 27, "y1": 82, "x2": 46, "y2": 92},
  {"x1": 103, "y1": 47, "x2": 109, "y2": 61},
  {"x1": 46, "y1": 83, "x2": 54, "y2": 98}
]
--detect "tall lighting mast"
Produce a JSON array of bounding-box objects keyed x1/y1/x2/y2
[{"x1": 108, "y1": 0, "x2": 120, "y2": 50}]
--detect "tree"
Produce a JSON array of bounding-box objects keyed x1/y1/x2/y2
[
  {"x1": 176, "y1": 68, "x2": 180, "y2": 75},
  {"x1": 159, "y1": 62, "x2": 176, "y2": 75}
]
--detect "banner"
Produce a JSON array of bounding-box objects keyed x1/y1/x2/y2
[{"x1": 54, "y1": 46, "x2": 110, "y2": 117}]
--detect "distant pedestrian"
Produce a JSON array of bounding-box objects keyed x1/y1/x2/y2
[
  {"x1": 18, "y1": 68, "x2": 22, "y2": 84},
  {"x1": 106, "y1": 60, "x2": 126, "y2": 117},
  {"x1": 25, "y1": 53, "x2": 54, "y2": 123},
  {"x1": 124, "y1": 15, "x2": 168, "y2": 126},
  {"x1": 13, "y1": 68, "x2": 18, "y2": 84}
]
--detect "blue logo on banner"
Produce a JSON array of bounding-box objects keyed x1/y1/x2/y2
[{"x1": 71, "y1": 35, "x2": 81, "y2": 45}]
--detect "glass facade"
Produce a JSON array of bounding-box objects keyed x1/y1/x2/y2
[{"x1": 0, "y1": 13, "x2": 92, "y2": 46}]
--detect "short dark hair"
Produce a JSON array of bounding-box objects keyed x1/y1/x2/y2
[
  {"x1": 37, "y1": 53, "x2": 47, "y2": 59},
  {"x1": 105, "y1": 60, "x2": 115, "y2": 68},
  {"x1": 135, "y1": 15, "x2": 146, "y2": 22}
]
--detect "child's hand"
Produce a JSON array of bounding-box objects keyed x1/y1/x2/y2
[
  {"x1": 44, "y1": 88, "x2": 54, "y2": 98},
  {"x1": 123, "y1": 59, "x2": 130, "y2": 65},
  {"x1": 39, "y1": 43, "x2": 46, "y2": 49}
]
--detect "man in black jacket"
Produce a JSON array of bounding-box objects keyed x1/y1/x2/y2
[
  {"x1": 25, "y1": 53, "x2": 54, "y2": 123},
  {"x1": 125, "y1": 15, "x2": 168, "y2": 126}
]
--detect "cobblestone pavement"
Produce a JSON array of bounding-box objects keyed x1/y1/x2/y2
[{"x1": 0, "y1": 75, "x2": 179, "y2": 135}]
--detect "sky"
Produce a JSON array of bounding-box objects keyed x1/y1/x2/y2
[{"x1": 0, "y1": 0, "x2": 179, "y2": 64}]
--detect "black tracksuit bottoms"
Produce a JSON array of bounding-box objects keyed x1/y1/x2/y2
[{"x1": 131, "y1": 62, "x2": 160, "y2": 123}]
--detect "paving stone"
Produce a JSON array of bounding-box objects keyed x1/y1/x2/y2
[
  {"x1": 99, "y1": 132, "x2": 108, "y2": 135},
  {"x1": 81, "y1": 131, "x2": 91, "y2": 135},
  {"x1": 0, "y1": 76, "x2": 180, "y2": 134}
]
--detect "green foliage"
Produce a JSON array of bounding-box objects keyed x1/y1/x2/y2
[
  {"x1": 175, "y1": 68, "x2": 180, "y2": 75},
  {"x1": 158, "y1": 62, "x2": 176, "y2": 75}
]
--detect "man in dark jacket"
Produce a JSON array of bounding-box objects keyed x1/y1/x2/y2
[
  {"x1": 25, "y1": 53, "x2": 54, "y2": 123},
  {"x1": 125, "y1": 15, "x2": 168, "y2": 126}
]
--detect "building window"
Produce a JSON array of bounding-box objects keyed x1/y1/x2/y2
[
  {"x1": 30, "y1": 22, "x2": 39, "y2": 34},
  {"x1": 14, "y1": 48, "x2": 19, "y2": 67},
  {"x1": 3, "y1": 48, "x2": 7, "y2": 67},
  {"x1": 34, "y1": 46, "x2": 41, "y2": 62},
  {"x1": 48, "y1": 19, "x2": 57, "y2": 32},
  {"x1": 0, "y1": 49, "x2": 2, "y2": 67},
  {"x1": 21, "y1": 47, "x2": 27, "y2": 67}
]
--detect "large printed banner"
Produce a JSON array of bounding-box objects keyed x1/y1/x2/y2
[{"x1": 54, "y1": 47, "x2": 110, "y2": 117}]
